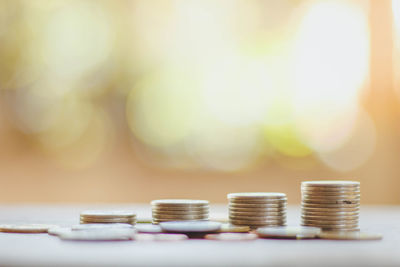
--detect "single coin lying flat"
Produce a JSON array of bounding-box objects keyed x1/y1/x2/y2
[
  {"x1": 205, "y1": 233, "x2": 258, "y2": 241},
  {"x1": 0, "y1": 224, "x2": 55, "y2": 233},
  {"x1": 72, "y1": 223, "x2": 133, "y2": 231},
  {"x1": 160, "y1": 221, "x2": 221, "y2": 233},
  {"x1": 257, "y1": 226, "x2": 321, "y2": 239},
  {"x1": 318, "y1": 231, "x2": 382, "y2": 240}
]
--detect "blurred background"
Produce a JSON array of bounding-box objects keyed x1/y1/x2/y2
[{"x1": 0, "y1": 0, "x2": 399, "y2": 204}]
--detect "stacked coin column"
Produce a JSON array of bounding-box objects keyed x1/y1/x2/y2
[
  {"x1": 151, "y1": 199, "x2": 209, "y2": 224},
  {"x1": 301, "y1": 181, "x2": 360, "y2": 232},
  {"x1": 228, "y1": 193, "x2": 287, "y2": 229}
]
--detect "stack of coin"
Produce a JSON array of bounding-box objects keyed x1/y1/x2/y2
[
  {"x1": 301, "y1": 181, "x2": 360, "y2": 232},
  {"x1": 228, "y1": 193, "x2": 287, "y2": 229},
  {"x1": 80, "y1": 210, "x2": 136, "y2": 225},
  {"x1": 151, "y1": 199, "x2": 209, "y2": 224}
]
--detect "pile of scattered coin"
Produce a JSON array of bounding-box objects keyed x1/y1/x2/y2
[
  {"x1": 228, "y1": 193, "x2": 287, "y2": 228},
  {"x1": 301, "y1": 181, "x2": 360, "y2": 232},
  {"x1": 151, "y1": 199, "x2": 209, "y2": 224},
  {"x1": 80, "y1": 210, "x2": 137, "y2": 225}
]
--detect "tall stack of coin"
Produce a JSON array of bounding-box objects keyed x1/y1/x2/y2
[
  {"x1": 151, "y1": 199, "x2": 209, "y2": 224},
  {"x1": 228, "y1": 193, "x2": 287, "y2": 229},
  {"x1": 80, "y1": 210, "x2": 136, "y2": 225},
  {"x1": 301, "y1": 181, "x2": 360, "y2": 231}
]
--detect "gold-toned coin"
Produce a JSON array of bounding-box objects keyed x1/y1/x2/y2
[
  {"x1": 317, "y1": 231, "x2": 382, "y2": 240},
  {"x1": 230, "y1": 211, "x2": 286, "y2": 216},
  {"x1": 228, "y1": 192, "x2": 286, "y2": 199},
  {"x1": 302, "y1": 222, "x2": 359, "y2": 229},
  {"x1": 301, "y1": 210, "x2": 360, "y2": 217},
  {"x1": 301, "y1": 206, "x2": 360, "y2": 212},
  {"x1": 302, "y1": 199, "x2": 359, "y2": 205},
  {"x1": 218, "y1": 223, "x2": 250, "y2": 233},
  {"x1": 257, "y1": 226, "x2": 321, "y2": 239},
  {"x1": 80, "y1": 219, "x2": 136, "y2": 224},
  {"x1": 151, "y1": 199, "x2": 209, "y2": 206},
  {"x1": 229, "y1": 203, "x2": 286, "y2": 209},
  {"x1": 231, "y1": 221, "x2": 286, "y2": 227},
  {"x1": 205, "y1": 233, "x2": 258, "y2": 241},
  {"x1": 301, "y1": 203, "x2": 359, "y2": 208},
  {"x1": 151, "y1": 209, "x2": 209, "y2": 215},
  {"x1": 152, "y1": 218, "x2": 208, "y2": 223},
  {"x1": 153, "y1": 214, "x2": 208, "y2": 220},
  {"x1": 302, "y1": 194, "x2": 360, "y2": 200},
  {"x1": 301, "y1": 190, "x2": 360, "y2": 196},
  {"x1": 230, "y1": 219, "x2": 286, "y2": 225},
  {"x1": 229, "y1": 215, "x2": 286, "y2": 221},
  {"x1": 0, "y1": 224, "x2": 55, "y2": 233},
  {"x1": 301, "y1": 218, "x2": 358, "y2": 225},
  {"x1": 80, "y1": 210, "x2": 136, "y2": 218},
  {"x1": 229, "y1": 199, "x2": 287, "y2": 205},
  {"x1": 301, "y1": 181, "x2": 360, "y2": 187},
  {"x1": 301, "y1": 215, "x2": 358, "y2": 221}
]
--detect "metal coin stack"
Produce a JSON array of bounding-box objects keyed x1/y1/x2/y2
[
  {"x1": 80, "y1": 210, "x2": 137, "y2": 225},
  {"x1": 151, "y1": 199, "x2": 209, "y2": 224},
  {"x1": 228, "y1": 193, "x2": 287, "y2": 229},
  {"x1": 301, "y1": 181, "x2": 360, "y2": 232}
]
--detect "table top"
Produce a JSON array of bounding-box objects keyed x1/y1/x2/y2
[{"x1": 0, "y1": 204, "x2": 399, "y2": 266}]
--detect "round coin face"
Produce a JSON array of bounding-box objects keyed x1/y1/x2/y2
[
  {"x1": 318, "y1": 231, "x2": 382, "y2": 240},
  {"x1": 205, "y1": 233, "x2": 258, "y2": 241},
  {"x1": 257, "y1": 226, "x2": 321, "y2": 239},
  {"x1": 301, "y1": 181, "x2": 360, "y2": 187},
  {"x1": 228, "y1": 192, "x2": 286, "y2": 199},
  {"x1": 160, "y1": 221, "x2": 221, "y2": 233},
  {"x1": 80, "y1": 210, "x2": 136, "y2": 218},
  {"x1": 151, "y1": 199, "x2": 209, "y2": 206},
  {"x1": 0, "y1": 224, "x2": 55, "y2": 233}
]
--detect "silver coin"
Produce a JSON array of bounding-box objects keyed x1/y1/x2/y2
[
  {"x1": 160, "y1": 221, "x2": 221, "y2": 233},
  {"x1": 59, "y1": 228, "x2": 136, "y2": 241},
  {"x1": 133, "y1": 233, "x2": 188, "y2": 241},
  {"x1": 135, "y1": 223, "x2": 163, "y2": 233},
  {"x1": 72, "y1": 223, "x2": 133, "y2": 231}
]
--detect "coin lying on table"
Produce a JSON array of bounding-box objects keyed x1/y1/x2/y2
[
  {"x1": 59, "y1": 228, "x2": 136, "y2": 241},
  {"x1": 135, "y1": 223, "x2": 163, "y2": 233},
  {"x1": 160, "y1": 221, "x2": 221, "y2": 233},
  {"x1": 205, "y1": 233, "x2": 258, "y2": 241},
  {"x1": 133, "y1": 233, "x2": 188, "y2": 241},
  {"x1": 318, "y1": 231, "x2": 382, "y2": 240},
  {"x1": 0, "y1": 224, "x2": 55, "y2": 233},
  {"x1": 80, "y1": 210, "x2": 137, "y2": 225},
  {"x1": 257, "y1": 226, "x2": 321, "y2": 239}
]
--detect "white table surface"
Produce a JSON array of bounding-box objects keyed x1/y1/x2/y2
[{"x1": 0, "y1": 204, "x2": 398, "y2": 266}]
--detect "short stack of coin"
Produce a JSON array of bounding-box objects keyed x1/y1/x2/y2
[
  {"x1": 301, "y1": 181, "x2": 360, "y2": 232},
  {"x1": 228, "y1": 193, "x2": 287, "y2": 229},
  {"x1": 80, "y1": 210, "x2": 136, "y2": 225},
  {"x1": 151, "y1": 199, "x2": 209, "y2": 224}
]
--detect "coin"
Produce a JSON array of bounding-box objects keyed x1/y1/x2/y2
[
  {"x1": 80, "y1": 219, "x2": 136, "y2": 224},
  {"x1": 228, "y1": 192, "x2": 286, "y2": 199},
  {"x1": 301, "y1": 191, "x2": 360, "y2": 196},
  {"x1": 151, "y1": 214, "x2": 208, "y2": 220},
  {"x1": 230, "y1": 211, "x2": 286, "y2": 216},
  {"x1": 160, "y1": 221, "x2": 221, "y2": 233},
  {"x1": 48, "y1": 226, "x2": 72, "y2": 236},
  {"x1": 302, "y1": 199, "x2": 360, "y2": 205},
  {"x1": 231, "y1": 221, "x2": 285, "y2": 227},
  {"x1": 135, "y1": 223, "x2": 163, "y2": 233},
  {"x1": 229, "y1": 199, "x2": 287, "y2": 204},
  {"x1": 151, "y1": 199, "x2": 209, "y2": 206},
  {"x1": 59, "y1": 229, "x2": 136, "y2": 241},
  {"x1": 302, "y1": 181, "x2": 360, "y2": 187},
  {"x1": 152, "y1": 218, "x2": 209, "y2": 223},
  {"x1": 151, "y1": 206, "x2": 209, "y2": 212},
  {"x1": 301, "y1": 207, "x2": 360, "y2": 213},
  {"x1": 205, "y1": 233, "x2": 258, "y2": 241},
  {"x1": 317, "y1": 231, "x2": 382, "y2": 240},
  {"x1": 72, "y1": 223, "x2": 133, "y2": 231},
  {"x1": 133, "y1": 233, "x2": 188, "y2": 241},
  {"x1": 301, "y1": 203, "x2": 359, "y2": 208},
  {"x1": 151, "y1": 209, "x2": 209, "y2": 215},
  {"x1": 302, "y1": 223, "x2": 359, "y2": 229},
  {"x1": 80, "y1": 210, "x2": 136, "y2": 218},
  {"x1": 218, "y1": 224, "x2": 250, "y2": 233},
  {"x1": 257, "y1": 226, "x2": 321, "y2": 239},
  {"x1": 229, "y1": 203, "x2": 286, "y2": 209},
  {"x1": 229, "y1": 215, "x2": 286, "y2": 221},
  {"x1": 302, "y1": 194, "x2": 360, "y2": 200},
  {"x1": 301, "y1": 218, "x2": 358, "y2": 225},
  {"x1": 301, "y1": 215, "x2": 359, "y2": 221},
  {"x1": 230, "y1": 218, "x2": 286, "y2": 225},
  {"x1": 0, "y1": 224, "x2": 55, "y2": 233}
]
